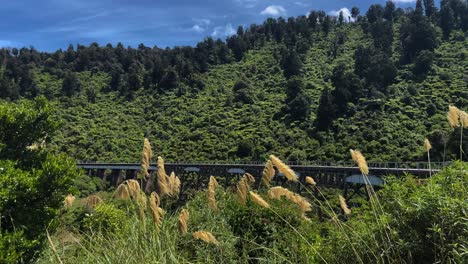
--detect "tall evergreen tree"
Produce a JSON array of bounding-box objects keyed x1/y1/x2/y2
[
  {"x1": 281, "y1": 50, "x2": 302, "y2": 79},
  {"x1": 351, "y1": 7, "x2": 360, "y2": 20},
  {"x1": 423, "y1": 0, "x2": 437, "y2": 18},
  {"x1": 61, "y1": 71, "x2": 81, "y2": 97}
]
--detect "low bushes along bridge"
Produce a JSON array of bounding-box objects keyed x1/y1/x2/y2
[{"x1": 77, "y1": 161, "x2": 446, "y2": 195}]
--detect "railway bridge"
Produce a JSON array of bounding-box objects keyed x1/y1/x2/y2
[{"x1": 77, "y1": 161, "x2": 446, "y2": 193}]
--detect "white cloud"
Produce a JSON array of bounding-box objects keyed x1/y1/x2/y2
[
  {"x1": 329, "y1": 7, "x2": 354, "y2": 22},
  {"x1": 191, "y1": 19, "x2": 211, "y2": 33},
  {"x1": 211, "y1": 24, "x2": 236, "y2": 37},
  {"x1": 260, "y1": 5, "x2": 286, "y2": 16},
  {"x1": 191, "y1": 25, "x2": 205, "y2": 33}
]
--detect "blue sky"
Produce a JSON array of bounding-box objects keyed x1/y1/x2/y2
[{"x1": 0, "y1": 0, "x2": 425, "y2": 51}]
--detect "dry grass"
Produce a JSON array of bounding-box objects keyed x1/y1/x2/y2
[
  {"x1": 305, "y1": 176, "x2": 316, "y2": 186},
  {"x1": 236, "y1": 176, "x2": 249, "y2": 204},
  {"x1": 126, "y1": 179, "x2": 141, "y2": 199},
  {"x1": 157, "y1": 156, "x2": 170, "y2": 196},
  {"x1": 168, "y1": 171, "x2": 181, "y2": 196},
  {"x1": 249, "y1": 191, "x2": 270, "y2": 208},
  {"x1": 63, "y1": 194, "x2": 75, "y2": 207},
  {"x1": 460, "y1": 110, "x2": 468, "y2": 128},
  {"x1": 178, "y1": 209, "x2": 189, "y2": 235},
  {"x1": 448, "y1": 105, "x2": 461, "y2": 128},
  {"x1": 114, "y1": 183, "x2": 131, "y2": 200},
  {"x1": 208, "y1": 176, "x2": 218, "y2": 210},
  {"x1": 339, "y1": 195, "x2": 351, "y2": 215},
  {"x1": 149, "y1": 192, "x2": 162, "y2": 228},
  {"x1": 85, "y1": 195, "x2": 103, "y2": 209},
  {"x1": 192, "y1": 231, "x2": 219, "y2": 245},
  {"x1": 268, "y1": 186, "x2": 312, "y2": 215},
  {"x1": 350, "y1": 149, "x2": 369, "y2": 175},
  {"x1": 140, "y1": 138, "x2": 153, "y2": 179},
  {"x1": 424, "y1": 138, "x2": 432, "y2": 152},
  {"x1": 269, "y1": 155, "x2": 298, "y2": 182},
  {"x1": 261, "y1": 160, "x2": 275, "y2": 187}
]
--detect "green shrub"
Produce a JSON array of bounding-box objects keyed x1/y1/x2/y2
[
  {"x1": 322, "y1": 162, "x2": 468, "y2": 263},
  {"x1": 82, "y1": 203, "x2": 130, "y2": 236}
]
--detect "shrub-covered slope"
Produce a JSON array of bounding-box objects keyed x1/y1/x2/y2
[{"x1": 49, "y1": 29, "x2": 467, "y2": 163}]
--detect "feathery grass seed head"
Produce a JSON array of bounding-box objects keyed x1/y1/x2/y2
[
  {"x1": 305, "y1": 176, "x2": 316, "y2": 186},
  {"x1": 149, "y1": 192, "x2": 162, "y2": 227},
  {"x1": 268, "y1": 186, "x2": 311, "y2": 213},
  {"x1": 261, "y1": 160, "x2": 275, "y2": 187},
  {"x1": 114, "y1": 183, "x2": 131, "y2": 200},
  {"x1": 269, "y1": 155, "x2": 298, "y2": 182},
  {"x1": 193, "y1": 231, "x2": 219, "y2": 245},
  {"x1": 249, "y1": 191, "x2": 270, "y2": 208},
  {"x1": 85, "y1": 195, "x2": 103, "y2": 209},
  {"x1": 126, "y1": 179, "x2": 141, "y2": 200},
  {"x1": 460, "y1": 110, "x2": 468, "y2": 128},
  {"x1": 178, "y1": 209, "x2": 190, "y2": 235},
  {"x1": 236, "y1": 177, "x2": 248, "y2": 204},
  {"x1": 448, "y1": 105, "x2": 461, "y2": 128},
  {"x1": 424, "y1": 138, "x2": 432, "y2": 152},
  {"x1": 349, "y1": 149, "x2": 369, "y2": 175},
  {"x1": 339, "y1": 195, "x2": 351, "y2": 215},
  {"x1": 208, "y1": 176, "x2": 218, "y2": 210},
  {"x1": 157, "y1": 156, "x2": 170, "y2": 196},
  {"x1": 63, "y1": 194, "x2": 75, "y2": 207}
]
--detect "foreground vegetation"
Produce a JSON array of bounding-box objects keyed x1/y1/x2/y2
[{"x1": 38, "y1": 160, "x2": 467, "y2": 264}]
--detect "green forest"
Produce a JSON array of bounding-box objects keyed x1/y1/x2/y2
[{"x1": 0, "y1": 0, "x2": 467, "y2": 263}]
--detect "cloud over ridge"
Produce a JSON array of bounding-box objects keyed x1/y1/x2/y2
[{"x1": 260, "y1": 5, "x2": 286, "y2": 16}]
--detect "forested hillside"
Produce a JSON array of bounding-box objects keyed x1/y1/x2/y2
[{"x1": 1, "y1": 0, "x2": 467, "y2": 162}]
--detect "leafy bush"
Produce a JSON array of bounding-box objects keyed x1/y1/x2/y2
[
  {"x1": 0, "y1": 98, "x2": 80, "y2": 263},
  {"x1": 82, "y1": 203, "x2": 130, "y2": 236},
  {"x1": 322, "y1": 162, "x2": 468, "y2": 263}
]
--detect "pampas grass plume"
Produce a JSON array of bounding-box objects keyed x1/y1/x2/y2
[
  {"x1": 178, "y1": 209, "x2": 189, "y2": 235},
  {"x1": 140, "y1": 138, "x2": 153, "y2": 178},
  {"x1": 305, "y1": 176, "x2": 316, "y2": 186},
  {"x1": 193, "y1": 231, "x2": 219, "y2": 245},
  {"x1": 261, "y1": 160, "x2": 275, "y2": 187},
  {"x1": 126, "y1": 179, "x2": 141, "y2": 199},
  {"x1": 114, "y1": 183, "x2": 131, "y2": 200},
  {"x1": 85, "y1": 195, "x2": 103, "y2": 209},
  {"x1": 208, "y1": 176, "x2": 218, "y2": 210},
  {"x1": 448, "y1": 105, "x2": 460, "y2": 128},
  {"x1": 149, "y1": 192, "x2": 162, "y2": 227},
  {"x1": 249, "y1": 191, "x2": 270, "y2": 208},
  {"x1": 424, "y1": 138, "x2": 432, "y2": 152},
  {"x1": 460, "y1": 110, "x2": 468, "y2": 128},
  {"x1": 244, "y1": 173, "x2": 255, "y2": 184},
  {"x1": 63, "y1": 194, "x2": 75, "y2": 207},
  {"x1": 236, "y1": 177, "x2": 248, "y2": 204},
  {"x1": 339, "y1": 195, "x2": 351, "y2": 215},
  {"x1": 268, "y1": 186, "x2": 311, "y2": 214},
  {"x1": 269, "y1": 155, "x2": 298, "y2": 182},
  {"x1": 350, "y1": 149, "x2": 369, "y2": 175},
  {"x1": 157, "y1": 156, "x2": 170, "y2": 196}
]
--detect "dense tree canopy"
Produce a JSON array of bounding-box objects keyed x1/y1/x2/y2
[{"x1": 0, "y1": 98, "x2": 80, "y2": 262}]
